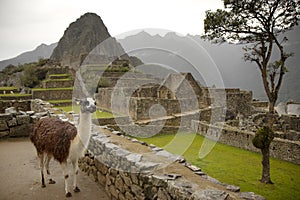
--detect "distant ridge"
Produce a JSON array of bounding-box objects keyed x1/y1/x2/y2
[
  {"x1": 119, "y1": 26, "x2": 300, "y2": 103},
  {"x1": 0, "y1": 43, "x2": 57, "y2": 70}
]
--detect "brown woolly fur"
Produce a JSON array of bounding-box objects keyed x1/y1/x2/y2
[{"x1": 30, "y1": 117, "x2": 77, "y2": 163}]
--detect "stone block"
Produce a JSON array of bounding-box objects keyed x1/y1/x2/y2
[
  {"x1": 0, "y1": 120, "x2": 8, "y2": 131},
  {"x1": 239, "y1": 192, "x2": 265, "y2": 200},
  {"x1": 0, "y1": 113, "x2": 13, "y2": 121},
  {"x1": 125, "y1": 192, "x2": 134, "y2": 200},
  {"x1": 109, "y1": 185, "x2": 119, "y2": 199},
  {"x1": 157, "y1": 188, "x2": 171, "y2": 200},
  {"x1": 115, "y1": 175, "x2": 125, "y2": 193},
  {"x1": 10, "y1": 124, "x2": 33, "y2": 137},
  {"x1": 130, "y1": 184, "x2": 143, "y2": 196},
  {"x1": 5, "y1": 107, "x2": 16, "y2": 114},
  {"x1": 0, "y1": 131, "x2": 9, "y2": 138},
  {"x1": 190, "y1": 189, "x2": 229, "y2": 200},
  {"x1": 97, "y1": 172, "x2": 106, "y2": 187},
  {"x1": 16, "y1": 115, "x2": 31, "y2": 125},
  {"x1": 7, "y1": 118, "x2": 17, "y2": 127}
]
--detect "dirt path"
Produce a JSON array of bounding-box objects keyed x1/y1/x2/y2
[{"x1": 0, "y1": 138, "x2": 109, "y2": 200}]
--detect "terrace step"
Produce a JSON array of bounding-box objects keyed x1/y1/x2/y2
[
  {"x1": 47, "y1": 99, "x2": 73, "y2": 107},
  {"x1": 32, "y1": 88, "x2": 73, "y2": 101},
  {"x1": 47, "y1": 74, "x2": 73, "y2": 80}
]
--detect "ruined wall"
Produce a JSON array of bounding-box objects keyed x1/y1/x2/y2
[
  {"x1": 201, "y1": 88, "x2": 253, "y2": 118},
  {"x1": 42, "y1": 80, "x2": 74, "y2": 88},
  {"x1": 0, "y1": 112, "x2": 33, "y2": 138},
  {"x1": 192, "y1": 121, "x2": 300, "y2": 165},
  {"x1": 78, "y1": 128, "x2": 263, "y2": 200},
  {"x1": 0, "y1": 100, "x2": 31, "y2": 113},
  {"x1": 32, "y1": 89, "x2": 73, "y2": 100}
]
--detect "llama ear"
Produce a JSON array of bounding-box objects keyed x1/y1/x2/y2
[{"x1": 73, "y1": 98, "x2": 81, "y2": 105}]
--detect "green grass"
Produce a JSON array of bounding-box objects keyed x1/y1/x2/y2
[
  {"x1": 138, "y1": 133, "x2": 300, "y2": 200},
  {"x1": 48, "y1": 74, "x2": 72, "y2": 77},
  {"x1": 0, "y1": 87, "x2": 18, "y2": 91},
  {"x1": 55, "y1": 105, "x2": 114, "y2": 119},
  {"x1": 0, "y1": 93, "x2": 31, "y2": 97},
  {"x1": 31, "y1": 87, "x2": 73, "y2": 91},
  {"x1": 42, "y1": 78, "x2": 73, "y2": 82},
  {"x1": 48, "y1": 99, "x2": 73, "y2": 104}
]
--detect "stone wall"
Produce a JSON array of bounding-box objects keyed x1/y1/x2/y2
[
  {"x1": 32, "y1": 89, "x2": 73, "y2": 100},
  {"x1": 202, "y1": 88, "x2": 253, "y2": 117},
  {"x1": 42, "y1": 80, "x2": 74, "y2": 88},
  {"x1": 192, "y1": 121, "x2": 300, "y2": 165},
  {"x1": 79, "y1": 127, "x2": 263, "y2": 200},
  {"x1": 0, "y1": 112, "x2": 33, "y2": 138},
  {"x1": 0, "y1": 100, "x2": 31, "y2": 113}
]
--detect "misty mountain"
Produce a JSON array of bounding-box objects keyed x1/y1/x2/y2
[
  {"x1": 118, "y1": 27, "x2": 300, "y2": 103},
  {"x1": 0, "y1": 43, "x2": 57, "y2": 71},
  {"x1": 51, "y1": 12, "x2": 133, "y2": 69}
]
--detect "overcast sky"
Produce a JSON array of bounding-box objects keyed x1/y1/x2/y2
[{"x1": 0, "y1": 0, "x2": 223, "y2": 60}]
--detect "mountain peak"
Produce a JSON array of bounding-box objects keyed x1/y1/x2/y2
[{"x1": 50, "y1": 12, "x2": 113, "y2": 68}]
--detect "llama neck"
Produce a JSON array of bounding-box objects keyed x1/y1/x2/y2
[{"x1": 77, "y1": 111, "x2": 92, "y2": 150}]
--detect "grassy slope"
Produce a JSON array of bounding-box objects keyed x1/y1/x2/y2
[
  {"x1": 138, "y1": 133, "x2": 300, "y2": 200},
  {"x1": 55, "y1": 105, "x2": 114, "y2": 119}
]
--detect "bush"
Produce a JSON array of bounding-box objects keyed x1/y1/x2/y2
[{"x1": 252, "y1": 126, "x2": 274, "y2": 149}]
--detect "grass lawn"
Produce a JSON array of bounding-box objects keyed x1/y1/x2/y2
[
  {"x1": 138, "y1": 133, "x2": 300, "y2": 200},
  {"x1": 55, "y1": 105, "x2": 114, "y2": 119},
  {"x1": 31, "y1": 87, "x2": 73, "y2": 91},
  {"x1": 0, "y1": 87, "x2": 18, "y2": 91},
  {"x1": 0, "y1": 93, "x2": 31, "y2": 97}
]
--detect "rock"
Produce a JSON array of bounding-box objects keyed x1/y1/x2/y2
[
  {"x1": 0, "y1": 113, "x2": 13, "y2": 121},
  {"x1": 186, "y1": 164, "x2": 201, "y2": 172},
  {"x1": 190, "y1": 189, "x2": 229, "y2": 200},
  {"x1": 10, "y1": 124, "x2": 33, "y2": 137},
  {"x1": 239, "y1": 192, "x2": 265, "y2": 200},
  {"x1": 5, "y1": 107, "x2": 16, "y2": 114},
  {"x1": 109, "y1": 185, "x2": 119, "y2": 199},
  {"x1": 16, "y1": 115, "x2": 31, "y2": 125},
  {"x1": 26, "y1": 111, "x2": 35, "y2": 116},
  {"x1": 0, "y1": 131, "x2": 9, "y2": 138},
  {"x1": 157, "y1": 188, "x2": 171, "y2": 200},
  {"x1": 152, "y1": 147, "x2": 163, "y2": 152},
  {"x1": 194, "y1": 171, "x2": 206, "y2": 176},
  {"x1": 135, "y1": 161, "x2": 159, "y2": 172},
  {"x1": 226, "y1": 184, "x2": 240, "y2": 192},
  {"x1": 125, "y1": 192, "x2": 134, "y2": 200},
  {"x1": 126, "y1": 153, "x2": 142, "y2": 163},
  {"x1": 7, "y1": 118, "x2": 17, "y2": 127},
  {"x1": 152, "y1": 174, "x2": 169, "y2": 187},
  {"x1": 0, "y1": 120, "x2": 8, "y2": 131},
  {"x1": 206, "y1": 175, "x2": 222, "y2": 185},
  {"x1": 130, "y1": 184, "x2": 143, "y2": 196},
  {"x1": 115, "y1": 175, "x2": 125, "y2": 193}
]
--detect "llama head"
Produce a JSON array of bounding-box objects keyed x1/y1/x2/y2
[{"x1": 75, "y1": 98, "x2": 96, "y2": 113}]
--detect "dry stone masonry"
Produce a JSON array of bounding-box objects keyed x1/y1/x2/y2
[{"x1": 78, "y1": 125, "x2": 265, "y2": 200}]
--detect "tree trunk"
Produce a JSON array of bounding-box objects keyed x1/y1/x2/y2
[
  {"x1": 260, "y1": 147, "x2": 273, "y2": 184},
  {"x1": 268, "y1": 100, "x2": 276, "y2": 127}
]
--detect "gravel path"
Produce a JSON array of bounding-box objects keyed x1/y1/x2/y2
[{"x1": 0, "y1": 138, "x2": 109, "y2": 200}]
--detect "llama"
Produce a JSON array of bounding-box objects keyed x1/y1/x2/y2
[{"x1": 30, "y1": 97, "x2": 96, "y2": 197}]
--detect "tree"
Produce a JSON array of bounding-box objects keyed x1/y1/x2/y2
[
  {"x1": 202, "y1": 0, "x2": 300, "y2": 184},
  {"x1": 252, "y1": 126, "x2": 274, "y2": 183}
]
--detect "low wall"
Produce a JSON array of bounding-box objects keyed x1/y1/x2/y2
[
  {"x1": 192, "y1": 121, "x2": 300, "y2": 165},
  {"x1": 42, "y1": 80, "x2": 74, "y2": 88},
  {"x1": 32, "y1": 89, "x2": 73, "y2": 100},
  {"x1": 79, "y1": 128, "x2": 263, "y2": 200},
  {"x1": 0, "y1": 112, "x2": 33, "y2": 138},
  {"x1": 0, "y1": 100, "x2": 31, "y2": 113}
]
